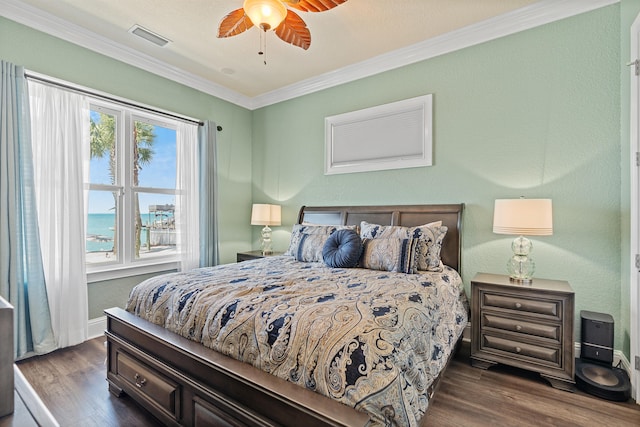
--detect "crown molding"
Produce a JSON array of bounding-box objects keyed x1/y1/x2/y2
[
  {"x1": 250, "y1": 0, "x2": 619, "y2": 108},
  {"x1": 1, "y1": 0, "x2": 619, "y2": 111},
  {"x1": 0, "y1": 0, "x2": 254, "y2": 108}
]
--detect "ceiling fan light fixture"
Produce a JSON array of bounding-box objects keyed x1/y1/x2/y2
[{"x1": 243, "y1": 0, "x2": 287, "y2": 31}]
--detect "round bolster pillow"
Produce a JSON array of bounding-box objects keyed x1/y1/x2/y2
[{"x1": 322, "y1": 229, "x2": 363, "y2": 268}]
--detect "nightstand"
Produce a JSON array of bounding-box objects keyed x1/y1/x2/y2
[
  {"x1": 470, "y1": 272, "x2": 575, "y2": 391},
  {"x1": 236, "y1": 250, "x2": 285, "y2": 262}
]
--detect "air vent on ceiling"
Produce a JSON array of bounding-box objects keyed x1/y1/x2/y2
[{"x1": 128, "y1": 25, "x2": 170, "y2": 47}]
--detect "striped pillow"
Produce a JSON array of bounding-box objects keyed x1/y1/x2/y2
[
  {"x1": 294, "y1": 233, "x2": 330, "y2": 262},
  {"x1": 360, "y1": 238, "x2": 417, "y2": 274}
]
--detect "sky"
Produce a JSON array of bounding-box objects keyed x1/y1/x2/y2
[{"x1": 88, "y1": 113, "x2": 177, "y2": 214}]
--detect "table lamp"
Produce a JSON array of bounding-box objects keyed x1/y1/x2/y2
[
  {"x1": 493, "y1": 198, "x2": 553, "y2": 283},
  {"x1": 251, "y1": 204, "x2": 281, "y2": 255}
]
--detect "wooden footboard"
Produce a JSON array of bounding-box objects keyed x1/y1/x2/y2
[{"x1": 105, "y1": 307, "x2": 370, "y2": 427}]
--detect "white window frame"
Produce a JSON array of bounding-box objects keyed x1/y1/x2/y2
[{"x1": 87, "y1": 101, "x2": 179, "y2": 282}]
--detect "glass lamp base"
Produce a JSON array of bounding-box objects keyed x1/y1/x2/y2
[
  {"x1": 261, "y1": 225, "x2": 273, "y2": 255},
  {"x1": 507, "y1": 236, "x2": 535, "y2": 284}
]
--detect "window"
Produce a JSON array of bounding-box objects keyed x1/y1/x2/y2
[{"x1": 86, "y1": 101, "x2": 180, "y2": 278}]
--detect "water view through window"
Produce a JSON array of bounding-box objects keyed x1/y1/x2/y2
[{"x1": 87, "y1": 107, "x2": 178, "y2": 266}]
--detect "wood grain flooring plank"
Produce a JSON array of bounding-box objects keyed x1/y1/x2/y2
[{"x1": 426, "y1": 343, "x2": 640, "y2": 427}]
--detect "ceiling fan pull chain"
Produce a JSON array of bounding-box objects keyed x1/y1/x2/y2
[
  {"x1": 258, "y1": 29, "x2": 268, "y2": 65},
  {"x1": 264, "y1": 35, "x2": 268, "y2": 65}
]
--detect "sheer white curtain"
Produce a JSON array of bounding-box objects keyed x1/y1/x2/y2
[
  {"x1": 28, "y1": 81, "x2": 89, "y2": 348},
  {"x1": 176, "y1": 121, "x2": 200, "y2": 271}
]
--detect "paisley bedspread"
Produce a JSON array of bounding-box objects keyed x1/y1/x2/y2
[{"x1": 126, "y1": 256, "x2": 469, "y2": 427}]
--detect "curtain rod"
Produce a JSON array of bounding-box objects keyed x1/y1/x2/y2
[{"x1": 24, "y1": 72, "x2": 218, "y2": 129}]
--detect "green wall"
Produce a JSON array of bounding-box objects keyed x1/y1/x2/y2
[
  {"x1": 252, "y1": 5, "x2": 631, "y2": 352},
  {"x1": 2, "y1": 2, "x2": 638, "y2": 356},
  {"x1": 0, "y1": 16, "x2": 253, "y2": 318}
]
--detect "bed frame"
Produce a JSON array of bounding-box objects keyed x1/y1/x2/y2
[{"x1": 105, "y1": 204, "x2": 464, "y2": 427}]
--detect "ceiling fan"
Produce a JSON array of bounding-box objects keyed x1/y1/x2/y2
[{"x1": 217, "y1": 0, "x2": 348, "y2": 51}]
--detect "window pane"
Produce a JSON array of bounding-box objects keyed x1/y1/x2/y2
[
  {"x1": 86, "y1": 190, "x2": 118, "y2": 265},
  {"x1": 134, "y1": 192, "x2": 176, "y2": 260},
  {"x1": 135, "y1": 121, "x2": 176, "y2": 189},
  {"x1": 89, "y1": 110, "x2": 117, "y2": 185}
]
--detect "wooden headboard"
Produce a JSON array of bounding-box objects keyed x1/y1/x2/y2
[{"x1": 297, "y1": 204, "x2": 464, "y2": 272}]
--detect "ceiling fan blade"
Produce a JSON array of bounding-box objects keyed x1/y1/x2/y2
[
  {"x1": 217, "y1": 8, "x2": 254, "y2": 38},
  {"x1": 284, "y1": 0, "x2": 348, "y2": 13},
  {"x1": 275, "y1": 10, "x2": 311, "y2": 50}
]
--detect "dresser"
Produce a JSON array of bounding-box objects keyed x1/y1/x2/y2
[{"x1": 470, "y1": 273, "x2": 575, "y2": 391}]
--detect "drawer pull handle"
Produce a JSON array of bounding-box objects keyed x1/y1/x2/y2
[
  {"x1": 134, "y1": 373, "x2": 147, "y2": 388},
  {"x1": 515, "y1": 302, "x2": 522, "y2": 309},
  {"x1": 515, "y1": 347, "x2": 522, "y2": 353},
  {"x1": 515, "y1": 325, "x2": 522, "y2": 331}
]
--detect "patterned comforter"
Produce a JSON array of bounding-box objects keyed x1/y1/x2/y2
[{"x1": 126, "y1": 256, "x2": 469, "y2": 426}]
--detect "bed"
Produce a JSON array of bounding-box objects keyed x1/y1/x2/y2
[{"x1": 105, "y1": 204, "x2": 467, "y2": 427}]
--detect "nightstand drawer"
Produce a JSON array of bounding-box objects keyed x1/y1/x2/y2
[
  {"x1": 481, "y1": 335, "x2": 560, "y2": 365},
  {"x1": 116, "y1": 351, "x2": 180, "y2": 418},
  {"x1": 482, "y1": 313, "x2": 560, "y2": 341},
  {"x1": 482, "y1": 293, "x2": 560, "y2": 319}
]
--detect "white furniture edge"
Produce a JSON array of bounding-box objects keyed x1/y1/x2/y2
[
  {"x1": 630, "y1": 7, "x2": 640, "y2": 405},
  {"x1": 14, "y1": 365, "x2": 59, "y2": 427}
]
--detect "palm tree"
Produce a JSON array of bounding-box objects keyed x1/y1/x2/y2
[
  {"x1": 90, "y1": 113, "x2": 156, "y2": 258},
  {"x1": 132, "y1": 121, "x2": 155, "y2": 256}
]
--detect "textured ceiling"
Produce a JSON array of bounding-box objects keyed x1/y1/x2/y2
[{"x1": 7, "y1": 1, "x2": 539, "y2": 95}]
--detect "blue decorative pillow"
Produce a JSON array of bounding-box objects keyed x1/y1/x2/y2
[{"x1": 322, "y1": 229, "x2": 363, "y2": 268}]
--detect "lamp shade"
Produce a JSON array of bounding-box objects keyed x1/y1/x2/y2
[
  {"x1": 493, "y1": 199, "x2": 553, "y2": 236},
  {"x1": 243, "y1": 0, "x2": 287, "y2": 30},
  {"x1": 251, "y1": 204, "x2": 282, "y2": 226}
]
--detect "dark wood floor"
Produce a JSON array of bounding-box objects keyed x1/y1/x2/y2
[
  {"x1": 7, "y1": 337, "x2": 640, "y2": 426},
  {"x1": 13, "y1": 338, "x2": 158, "y2": 427}
]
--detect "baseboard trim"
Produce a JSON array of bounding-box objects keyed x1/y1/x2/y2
[
  {"x1": 14, "y1": 365, "x2": 59, "y2": 427},
  {"x1": 88, "y1": 316, "x2": 107, "y2": 340},
  {"x1": 574, "y1": 343, "x2": 632, "y2": 376}
]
